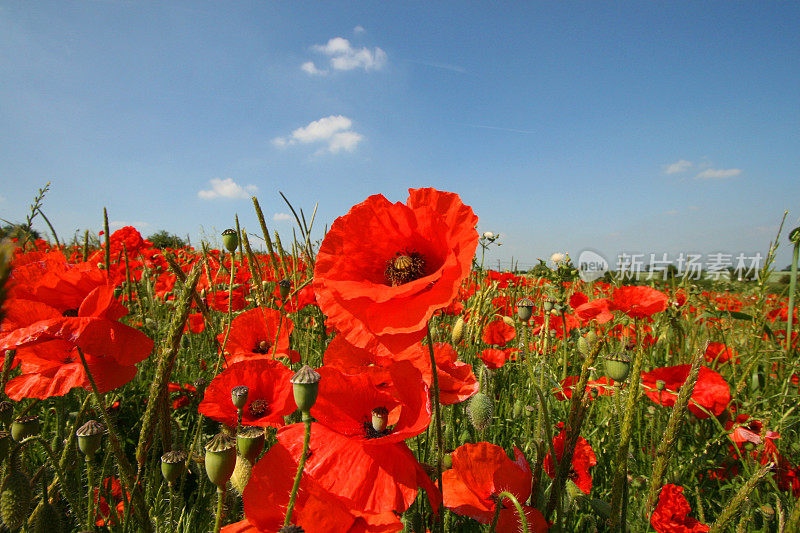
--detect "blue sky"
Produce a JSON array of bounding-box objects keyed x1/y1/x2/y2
[{"x1": 2, "y1": 2, "x2": 799, "y2": 270}]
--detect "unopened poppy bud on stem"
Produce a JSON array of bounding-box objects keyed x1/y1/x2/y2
[
  {"x1": 290, "y1": 365, "x2": 321, "y2": 413},
  {"x1": 278, "y1": 279, "x2": 291, "y2": 300},
  {"x1": 451, "y1": 316, "x2": 465, "y2": 344}
]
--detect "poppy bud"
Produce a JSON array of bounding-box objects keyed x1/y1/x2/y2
[
  {"x1": 10, "y1": 415, "x2": 39, "y2": 442},
  {"x1": 789, "y1": 226, "x2": 800, "y2": 244},
  {"x1": 0, "y1": 402, "x2": 13, "y2": 428},
  {"x1": 513, "y1": 399, "x2": 523, "y2": 418},
  {"x1": 371, "y1": 407, "x2": 389, "y2": 433},
  {"x1": 442, "y1": 453, "x2": 453, "y2": 470},
  {"x1": 161, "y1": 450, "x2": 187, "y2": 484},
  {"x1": 231, "y1": 385, "x2": 249, "y2": 409},
  {"x1": 586, "y1": 330, "x2": 597, "y2": 346},
  {"x1": 76, "y1": 420, "x2": 105, "y2": 457},
  {"x1": 656, "y1": 380, "x2": 666, "y2": 391},
  {"x1": 237, "y1": 426, "x2": 265, "y2": 464},
  {"x1": 0, "y1": 432, "x2": 9, "y2": 463},
  {"x1": 517, "y1": 298, "x2": 534, "y2": 322},
  {"x1": 29, "y1": 497, "x2": 63, "y2": 533},
  {"x1": 760, "y1": 504, "x2": 775, "y2": 521},
  {"x1": 221, "y1": 229, "x2": 239, "y2": 253},
  {"x1": 205, "y1": 433, "x2": 237, "y2": 488},
  {"x1": 502, "y1": 315, "x2": 515, "y2": 327},
  {"x1": 577, "y1": 337, "x2": 590, "y2": 356},
  {"x1": 451, "y1": 316, "x2": 465, "y2": 345},
  {"x1": 290, "y1": 365, "x2": 321, "y2": 413},
  {"x1": 468, "y1": 392, "x2": 494, "y2": 432},
  {"x1": 603, "y1": 353, "x2": 631, "y2": 383},
  {"x1": 0, "y1": 455, "x2": 32, "y2": 530},
  {"x1": 278, "y1": 279, "x2": 291, "y2": 300}
]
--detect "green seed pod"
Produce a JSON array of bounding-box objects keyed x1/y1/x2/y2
[
  {"x1": 161, "y1": 450, "x2": 187, "y2": 484},
  {"x1": 204, "y1": 433, "x2": 237, "y2": 488},
  {"x1": 30, "y1": 499, "x2": 64, "y2": 533},
  {"x1": 290, "y1": 365, "x2": 321, "y2": 413},
  {"x1": 543, "y1": 298, "x2": 555, "y2": 312},
  {"x1": 10, "y1": 415, "x2": 39, "y2": 442},
  {"x1": 513, "y1": 399, "x2": 523, "y2": 418},
  {"x1": 585, "y1": 330, "x2": 598, "y2": 347},
  {"x1": 371, "y1": 407, "x2": 389, "y2": 434},
  {"x1": 451, "y1": 316, "x2": 465, "y2": 345},
  {"x1": 0, "y1": 457, "x2": 32, "y2": 530},
  {"x1": 231, "y1": 386, "x2": 249, "y2": 410},
  {"x1": 468, "y1": 392, "x2": 494, "y2": 432},
  {"x1": 76, "y1": 420, "x2": 105, "y2": 457},
  {"x1": 603, "y1": 353, "x2": 631, "y2": 383},
  {"x1": 0, "y1": 402, "x2": 13, "y2": 428},
  {"x1": 278, "y1": 279, "x2": 291, "y2": 300},
  {"x1": 221, "y1": 229, "x2": 239, "y2": 253},
  {"x1": 516, "y1": 298, "x2": 534, "y2": 322},
  {"x1": 237, "y1": 426, "x2": 265, "y2": 464}
]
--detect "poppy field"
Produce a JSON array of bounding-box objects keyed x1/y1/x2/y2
[{"x1": 0, "y1": 187, "x2": 799, "y2": 533}]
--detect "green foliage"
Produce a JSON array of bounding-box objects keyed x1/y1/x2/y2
[{"x1": 148, "y1": 230, "x2": 188, "y2": 249}]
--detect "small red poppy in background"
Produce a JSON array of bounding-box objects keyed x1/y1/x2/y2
[
  {"x1": 611, "y1": 286, "x2": 669, "y2": 319},
  {"x1": 641, "y1": 365, "x2": 730, "y2": 419},
  {"x1": 404, "y1": 342, "x2": 479, "y2": 405},
  {"x1": 704, "y1": 342, "x2": 739, "y2": 364},
  {"x1": 442, "y1": 442, "x2": 548, "y2": 532},
  {"x1": 481, "y1": 317, "x2": 516, "y2": 347},
  {"x1": 552, "y1": 376, "x2": 614, "y2": 402},
  {"x1": 219, "y1": 307, "x2": 294, "y2": 365},
  {"x1": 313, "y1": 188, "x2": 479, "y2": 357},
  {"x1": 168, "y1": 382, "x2": 197, "y2": 409},
  {"x1": 650, "y1": 484, "x2": 709, "y2": 533},
  {"x1": 479, "y1": 348, "x2": 508, "y2": 370},
  {"x1": 544, "y1": 430, "x2": 597, "y2": 494},
  {"x1": 198, "y1": 359, "x2": 294, "y2": 428}
]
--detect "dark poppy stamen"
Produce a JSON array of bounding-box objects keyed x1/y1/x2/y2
[
  {"x1": 248, "y1": 399, "x2": 270, "y2": 417},
  {"x1": 62, "y1": 308, "x2": 79, "y2": 317},
  {"x1": 384, "y1": 250, "x2": 426, "y2": 287},
  {"x1": 252, "y1": 340, "x2": 271, "y2": 354}
]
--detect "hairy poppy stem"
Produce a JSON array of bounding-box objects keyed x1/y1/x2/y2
[
  {"x1": 488, "y1": 491, "x2": 528, "y2": 533},
  {"x1": 284, "y1": 412, "x2": 312, "y2": 528},
  {"x1": 103, "y1": 207, "x2": 110, "y2": 271},
  {"x1": 786, "y1": 230, "x2": 799, "y2": 355},
  {"x1": 425, "y1": 324, "x2": 444, "y2": 533},
  {"x1": 213, "y1": 486, "x2": 226, "y2": 533},
  {"x1": 213, "y1": 250, "x2": 236, "y2": 375},
  {"x1": 86, "y1": 456, "x2": 96, "y2": 528}
]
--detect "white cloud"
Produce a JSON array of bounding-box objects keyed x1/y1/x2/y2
[
  {"x1": 309, "y1": 37, "x2": 387, "y2": 72},
  {"x1": 695, "y1": 168, "x2": 742, "y2": 180},
  {"x1": 301, "y1": 61, "x2": 327, "y2": 76},
  {"x1": 663, "y1": 160, "x2": 692, "y2": 174},
  {"x1": 198, "y1": 178, "x2": 258, "y2": 200},
  {"x1": 663, "y1": 210, "x2": 679, "y2": 216},
  {"x1": 353, "y1": 25, "x2": 365, "y2": 34},
  {"x1": 273, "y1": 213, "x2": 291, "y2": 222},
  {"x1": 272, "y1": 115, "x2": 363, "y2": 154}
]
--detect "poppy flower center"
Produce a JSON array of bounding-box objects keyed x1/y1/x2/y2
[
  {"x1": 363, "y1": 406, "x2": 391, "y2": 439},
  {"x1": 384, "y1": 251, "x2": 426, "y2": 287},
  {"x1": 62, "y1": 308, "x2": 79, "y2": 317},
  {"x1": 252, "y1": 340, "x2": 271, "y2": 354},
  {"x1": 248, "y1": 399, "x2": 270, "y2": 417}
]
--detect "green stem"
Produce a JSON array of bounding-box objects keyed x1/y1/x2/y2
[
  {"x1": 213, "y1": 486, "x2": 226, "y2": 533},
  {"x1": 488, "y1": 491, "x2": 528, "y2": 533},
  {"x1": 786, "y1": 237, "x2": 799, "y2": 354},
  {"x1": 86, "y1": 457, "x2": 96, "y2": 528},
  {"x1": 426, "y1": 324, "x2": 445, "y2": 533},
  {"x1": 213, "y1": 251, "x2": 236, "y2": 376},
  {"x1": 284, "y1": 413, "x2": 312, "y2": 527},
  {"x1": 103, "y1": 207, "x2": 110, "y2": 271}
]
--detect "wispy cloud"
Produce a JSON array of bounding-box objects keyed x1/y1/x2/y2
[
  {"x1": 353, "y1": 25, "x2": 366, "y2": 35},
  {"x1": 272, "y1": 115, "x2": 364, "y2": 154},
  {"x1": 663, "y1": 159, "x2": 692, "y2": 174},
  {"x1": 198, "y1": 178, "x2": 258, "y2": 200},
  {"x1": 304, "y1": 37, "x2": 387, "y2": 74},
  {"x1": 695, "y1": 168, "x2": 742, "y2": 180},
  {"x1": 273, "y1": 212, "x2": 291, "y2": 222},
  {"x1": 300, "y1": 61, "x2": 327, "y2": 76},
  {"x1": 663, "y1": 209, "x2": 679, "y2": 216}
]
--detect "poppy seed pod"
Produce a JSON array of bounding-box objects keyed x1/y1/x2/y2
[
  {"x1": 0, "y1": 402, "x2": 13, "y2": 428},
  {"x1": 236, "y1": 426, "x2": 265, "y2": 464},
  {"x1": 371, "y1": 407, "x2": 389, "y2": 433},
  {"x1": 204, "y1": 433, "x2": 237, "y2": 488},
  {"x1": 10, "y1": 415, "x2": 39, "y2": 442},
  {"x1": 543, "y1": 298, "x2": 556, "y2": 312},
  {"x1": 789, "y1": 226, "x2": 800, "y2": 244},
  {"x1": 231, "y1": 385, "x2": 249, "y2": 409},
  {"x1": 278, "y1": 279, "x2": 291, "y2": 300},
  {"x1": 516, "y1": 298, "x2": 534, "y2": 322},
  {"x1": 76, "y1": 420, "x2": 105, "y2": 457},
  {"x1": 603, "y1": 353, "x2": 632, "y2": 383},
  {"x1": 221, "y1": 229, "x2": 239, "y2": 253},
  {"x1": 290, "y1": 365, "x2": 321, "y2": 413},
  {"x1": 161, "y1": 450, "x2": 187, "y2": 484}
]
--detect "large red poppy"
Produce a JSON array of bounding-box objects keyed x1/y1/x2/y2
[
  {"x1": 481, "y1": 318, "x2": 516, "y2": 347},
  {"x1": 313, "y1": 188, "x2": 479, "y2": 357},
  {"x1": 611, "y1": 286, "x2": 668, "y2": 319},
  {"x1": 650, "y1": 484, "x2": 709, "y2": 533},
  {"x1": 198, "y1": 359, "x2": 295, "y2": 428},
  {"x1": 219, "y1": 307, "x2": 295, "y2": 365},
  {"x1": 442, "y1": 442, "x2": 548, "y2": 532},
  {"x1": 543, "y1": 430, "x2": 597, "y2": 494},
  {"x1": 641, "y1": 365, "x2": 730, "y2": 419}
]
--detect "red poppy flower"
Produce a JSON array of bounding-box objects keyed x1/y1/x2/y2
[
  {"x1": 442, "y1": 442, "x2": 548, "y2": 532},
  {"x1": 480, "y1": 348, "x2": 508, "y2": 370},
  {"x1": 481, "y1": 318, "x2": 516, "y2": 347},
  {"x1": 574, "y1": 298, "x2": 615, "y2": 324},
  {"x1": 704, "y1": 342, "x2": 739, "y2": 364},
  {"x1": 313, "y1": 188, "x2": 479, "y2": 357},
  {"x1": 552, "y1": 376, "x2": 614, "y2": 402},
  {"x1": 650, "y1": 484, "x2": 709, "y2": 533},
  {"x1": 168, "y1": 382, "x2": 197, "y2": 410},
  {"x1": 198, "y1": 359, "x2": 295, "y2": 428},
  {"x1": 219, "y1": 307, "x2": 294, "y2": 365},
  {"x1": 279, "y1": 422, "x2": 440, "y2": 514},
  {"x1": 611, "y1": 286, "x2": 668, "y2": 319},
  {"x1": 544, "y1": 429, "x2": 597, "y2": 494},
  {"x1": 641, "y1": 365, "x2": 730, "y2": 419},
  {"x1": 235, "y1": 440, "x2": 403, "y2": 533}
]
